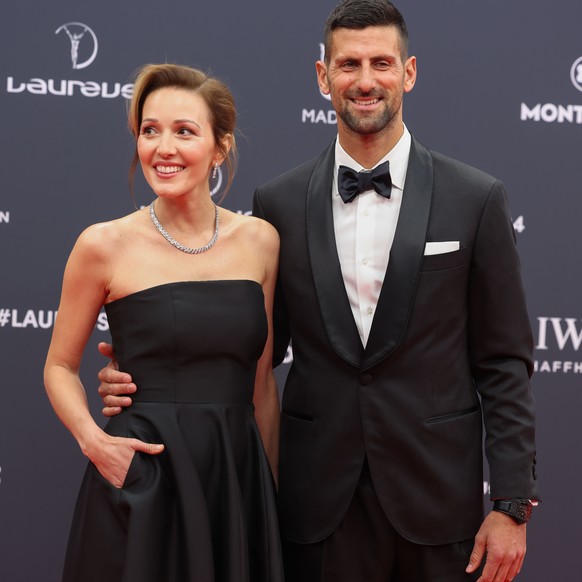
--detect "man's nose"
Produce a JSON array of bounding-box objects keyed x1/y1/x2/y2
[{"x1": 356, "y1": 65, "x2": 376, "y2": 93}]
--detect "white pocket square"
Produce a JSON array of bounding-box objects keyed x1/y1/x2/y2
[{"x1": 424, "y1": 241, "x2": 460, "y2": 256}]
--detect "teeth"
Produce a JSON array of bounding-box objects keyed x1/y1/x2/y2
[
  {"x1": 354, "y1": 99, "x2": 379, "y2": 105},
  {"x1": 156, "y1": 165, "x2": 184, "y2": 174}
]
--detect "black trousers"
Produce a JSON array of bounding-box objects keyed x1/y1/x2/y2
[{"x1": 282, "y1": 460, "x2": 482, "y2": 582}]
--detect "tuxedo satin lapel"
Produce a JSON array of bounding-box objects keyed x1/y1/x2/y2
[
  {"x1": 363, "y1": 138, "x2": 434, "y2": 369},
  {"x1": 306, "y1": 141, "x2": 364, "y2": 367}
]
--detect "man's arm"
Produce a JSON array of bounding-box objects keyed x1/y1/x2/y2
[
  {"x1": 468, "y1": 180, "x2": 537, "y2": 496},
  {"x1": 96, "y1": 341, "x2": 137, "y2": 417},
  {"x1": 465, "y1": 179, "x2": 537, "y2": 581}
]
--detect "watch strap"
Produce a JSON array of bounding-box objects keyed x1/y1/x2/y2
[{"x1": 493, "y1": 498, "x2": 532, "y2": 525}]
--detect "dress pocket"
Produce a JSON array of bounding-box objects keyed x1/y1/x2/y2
[
  {"x1": 90, "y1": 449, "x2": 143, "y2": 490},
  {"x1": 121, "y1": 450, "x2": 143, "y2": 488}
]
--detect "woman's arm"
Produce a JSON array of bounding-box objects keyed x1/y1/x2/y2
[
  {"x1": 251, "y1": 220, "x2": 281, "y2": 484},
  {"x1": 44, "y1": 224, "x2": 163, "y2": 487}
]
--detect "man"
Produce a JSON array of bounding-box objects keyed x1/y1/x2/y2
[{"x1": 98, "y1": 1, "x2": 538, "y2": 580}]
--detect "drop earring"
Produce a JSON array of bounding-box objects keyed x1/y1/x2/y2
[{"x1": 212, "y1": 163, "x2": 218, "y2": 179}]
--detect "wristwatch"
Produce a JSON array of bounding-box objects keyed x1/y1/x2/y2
[{"x1": 492, "y1": 499, "x2": 533, "y2": 525}]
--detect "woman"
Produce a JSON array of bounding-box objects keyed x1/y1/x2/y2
[{"x1": 44, "y1": 64, "x2": 283, "y2": 582}]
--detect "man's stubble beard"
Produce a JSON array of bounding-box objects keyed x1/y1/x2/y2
[
  {"x1": 339, "y1": 106, "x2": 396, "y2": 135},
  {"x1": 333, "y1": 87, "x2": 404, "y2": 137}
]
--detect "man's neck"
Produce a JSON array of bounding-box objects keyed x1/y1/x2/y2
[{"x1": 338, "y1": 121, "x2": 405, "y2": 169}]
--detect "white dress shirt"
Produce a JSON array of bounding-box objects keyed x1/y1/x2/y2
[{"x1": 332, "y1": 126, "x2": 411, "y2": 347}]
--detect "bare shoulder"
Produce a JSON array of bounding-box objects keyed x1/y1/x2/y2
[
  {"x1": 246, "y1": 215, "x2": 280, "y2": 252},
  {"x1": 73, "y1": 209, "x2": 144, "y2": 261},
  {"x1": 223, "y1": 209, "x2": 279, "y2": 253}
]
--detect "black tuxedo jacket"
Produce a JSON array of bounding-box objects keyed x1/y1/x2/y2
[{"x1": 253, "y1": 137, "x2": 538, "y2": 546}]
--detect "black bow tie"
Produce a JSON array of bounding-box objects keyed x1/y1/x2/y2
[{"x1": 337, "y1": 160, "x2": 392, "y2": 203}]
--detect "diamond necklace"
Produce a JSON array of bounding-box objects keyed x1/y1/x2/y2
[{"x1": 149, "y1": 200, "x2": 219, "y2": 254}]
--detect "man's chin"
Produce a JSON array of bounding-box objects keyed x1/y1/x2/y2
[
  {"x1": 339, "y1": 106, "x2": 396, "y2": 136},
  {"x1": 344, "y1": 117, "x2": 394, "y2": 136}
]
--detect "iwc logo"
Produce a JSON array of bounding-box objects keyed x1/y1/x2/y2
[
  {"x1": 570, "y1": 56, "x2": 582, "y2": 93},
  {"x1": 534, "y1": 316, "x2": 582, "y2": 375},
  {"x1": 55, "y1": 22, "x2": 98, "y2": 70}
]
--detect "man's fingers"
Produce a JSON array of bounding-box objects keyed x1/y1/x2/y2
[
  {"x1": 506, "y1": 559, "x2": 520, "y2": 581},
  {"x1": 481, "y1": 547, "x2": 522, "y2": 582},
  {"x1": 97, "y1": 342, "x2": 120, "y2": 372},
  {"x1": 466, "y1": 538, "x2": 486, "y2": 573},
  {"x1": 97, "y1": 381, "x2": 137, "y2": 398},
  {"x1": 97, "y1": 381, "x2": 135, "y2": 406},
  {"x1": 101, "y1": 394, "x2": 134, "y2": 409},
  {"x1": 101, "y1": 406, "x2": 123, "y2": 418},
  {"x1": 97, "y1": 341, "x2": 114, "y2": 358},
  {"x1": 97, "y1": 364, "x2": 133, "y2": 384}
]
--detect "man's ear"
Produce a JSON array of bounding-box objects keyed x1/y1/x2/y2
[
  {"x1": 403, "y1": 55, "x2": 417, "y2": 93},
  {"x1": 316, "y1": 60, "x2": 331, "y2": 95}
]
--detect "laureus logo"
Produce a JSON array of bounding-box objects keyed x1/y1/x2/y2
[
  {"x1": 570, "y1": 56, "x2": 582, "y2": 93},
  {"x1": 55, "y1": 22, "x2": 98, "y2": 70},
  {"x1": 6, "y1": 22, "x2": 130, "y2": 99}
]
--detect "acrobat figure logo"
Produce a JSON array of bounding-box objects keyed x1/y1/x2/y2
[
  {"x1": 571, "y1": 56, "x2": 582, "y2": 92},
  {"x1": 55, "y1": 22, "x2": 98, "y2": 70}
]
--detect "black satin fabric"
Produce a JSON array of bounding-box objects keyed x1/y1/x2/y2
[
  {"x1": 62, "y1": 281, "x2": 284, "y2": 582},
  {"x1": 337, "y1": 160, "x2": 392, "y2": 203}
]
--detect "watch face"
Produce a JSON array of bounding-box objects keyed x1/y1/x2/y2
[
  {"x1": 493, "y1": 499, "x2": 532, "y2": 524},
  {"x1": 512, "y1": 500, "x2": 532, "y2": 524}
]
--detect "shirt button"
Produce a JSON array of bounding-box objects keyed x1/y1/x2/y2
[
  {"x1": 364, "y1": 209, "x2": 370, "y2": 216},
  {"x1": 367, "y1": 307, "x2": 373, "y2": 315},
  {"x1": 360, "y1": 374, "x2": 373, "y2": 385},
  {"x1": 362, "y1": 257, "x2": 369, "y2": 265}
]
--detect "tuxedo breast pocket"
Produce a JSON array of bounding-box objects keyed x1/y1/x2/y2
[
  {"x1": 420, "y1": 245, "x2": 467, "y2": 272},
  {"x1": 281, "y1": 408, "x2": 315, "y2": 423}
]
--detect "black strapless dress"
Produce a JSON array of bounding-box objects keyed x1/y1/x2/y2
[{"x1": 62, "y1": 281, "x2": 284, "y2": 582}]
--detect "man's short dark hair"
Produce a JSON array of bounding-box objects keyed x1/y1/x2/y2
[{"x1": 323, "y1": 0, "x2": 409, "y2": 62}]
